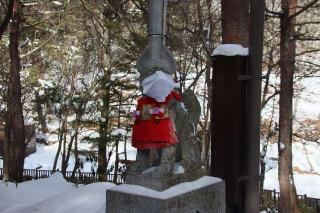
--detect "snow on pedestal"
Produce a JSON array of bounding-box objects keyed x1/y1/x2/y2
[{"x1": 212, "y1": 44, "x2": 249, "y2": 56}]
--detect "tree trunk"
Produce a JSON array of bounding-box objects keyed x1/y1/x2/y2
[
  {"x1": 71, "y1": 129, "x2": 79, "y2": 179},
  {"x1": 61, "y1": 125, "x2": 67, "y2": 177},
  {"x1": 278, "y1": 0, "x2": 300, "y2": 212},
  {"x1": 71, "y1": 115, "x2": 80, "y2": 179},
  {"x1": 97, "y1": 41, "x2": 111, "y2": 182},
  {"x1": 221, "y1": 0, "x2": 249, "y2": 46},
  {"x1": 4, "y1": 0, "x2": 25, "y2": 183},
  {"x1": 34, "y1": 90, "x2": 48, "y2": 134},
  {"x1": 113, "y1": 89, "x2": 122, "y2": 183},
  {"x1": 52, "y1": 118, "x2": 65, "y2": 172}
]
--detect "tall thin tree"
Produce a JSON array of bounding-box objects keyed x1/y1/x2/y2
[{"x1": 4, "y1": 0, "x2": 25, "y2": 183}]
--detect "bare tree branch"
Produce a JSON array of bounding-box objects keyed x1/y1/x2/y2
[{"x1": 289, "y1": 0, "x2": 320, "y2": 19}]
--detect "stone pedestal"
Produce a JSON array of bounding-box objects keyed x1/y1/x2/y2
[
  {"x1": 106, "y1": 176, "x2": 225, "y2": 213},
  {"x1": 126, "y1": 167, "x2": 206, "y2": 191}
]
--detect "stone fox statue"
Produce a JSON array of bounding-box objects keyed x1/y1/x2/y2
[
  {"x1": 126, "y1": 70, "x2": 203, "y2": 190},
  {"x1": 126, "y1": 0, "x2": 203, "y2": 190}
]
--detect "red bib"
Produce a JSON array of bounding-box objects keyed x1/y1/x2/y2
[{"x1": 132, "y1": 91, "x2": 181, "y2": 150}]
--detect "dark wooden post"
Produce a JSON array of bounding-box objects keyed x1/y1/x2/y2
[{"x1": 211, "y1": 55, "x2": 248, "y2": 212}]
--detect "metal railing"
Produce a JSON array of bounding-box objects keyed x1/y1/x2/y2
[
  {"x1": 262, "y1": 189, "x2": 320, "y2": 212},
  {"x1": 0, "y1": 168, "x2": 125, "y2": 184}
]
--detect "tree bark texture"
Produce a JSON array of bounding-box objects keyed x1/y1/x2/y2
[
  {"x1": 278, "y1": 0, "x2": 300, "y2": 212},
  {"x1": 97, "y1": 79, "x2": 110, "y2": 181},
  {"x1": 221, "y1": 0, "x2": 249, "y2": 47},
  {"x1": 52, "y1": 118, "x2": 65, "y2": 172},
  {"x1": 5, "y1": 0, "x2": 25, "y2": 183},
  {"x1": 97, "y1": 43, "x2": 111, "y2": 182}
]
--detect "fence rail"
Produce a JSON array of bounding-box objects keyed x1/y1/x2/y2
[
  {"x1": 0, "y1": 168, "x2": 125, "y2": 184},
  {"x1": 262, "y1": 189, "x2": 320, "y2": 212},
  {"x1": 1, "y1": 168, "x2": 319, "y2": 212}
]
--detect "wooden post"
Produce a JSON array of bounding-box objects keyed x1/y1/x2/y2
[{"x1": 211, "y1": 55, "x2": 248, "y2": 212}]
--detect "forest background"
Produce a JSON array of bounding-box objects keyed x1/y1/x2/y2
[{"x1": 0, "y1": 0, "x2": 320, "y2": 211}]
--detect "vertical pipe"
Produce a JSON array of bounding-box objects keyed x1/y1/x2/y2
[
  {"x1": 162, "y1": 0, "x2": 168, "y2": 45},
  {"x1": 148, "y1": 0, "x2": 166, "y2": 64},
  {"x1": 148, "y1": 0, "x2": 165, "y2": 36},
  {"x1": 244, "y1": 0, "x2": 265, "y2": 212}
]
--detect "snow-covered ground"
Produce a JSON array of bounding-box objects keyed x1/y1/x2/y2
[
  {"x1": 0, "y1": 174, "x2": 223, "y2": 213},
  {"x1": 295, "y1": 78, "x2": 320, "y2": 119},
  {"x1": 14, "y1": 128, "x2": 137, "y2": 173},
  {"x1": 263, "y1": 141, "x2": 320, "y2": 198},
  {"x1": 0, "y1": 73, "x2": 319, "y2": 212},
  {"x1": 0, "y1": 173, "x2": 115, "y2": 213}
]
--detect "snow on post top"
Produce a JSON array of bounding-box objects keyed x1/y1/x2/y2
[{"x1": 211, "y1": 44, "x2": 249, "y2": 56}]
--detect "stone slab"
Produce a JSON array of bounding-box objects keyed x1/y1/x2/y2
[
  {"x1": 106, "y1": 176, "x2": 225, "y2": 213},
  {"x1": 126, "y1": 167, "x2": 206, "y2": 191}
]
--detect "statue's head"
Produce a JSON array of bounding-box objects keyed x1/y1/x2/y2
[{"x1": 140, "y1": 71, "x2": 178, "y2": 102}]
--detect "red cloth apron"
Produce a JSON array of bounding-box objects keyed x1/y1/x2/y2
[{"x1": 132, "y1": 91, "x2": 181, "y2": 150}]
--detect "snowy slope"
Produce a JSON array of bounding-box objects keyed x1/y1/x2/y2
[
  {"x1": 263, "y1": 141, "x2": 320, "y2": 198},
  {"x1": 0, "y1": 173, "x2": 115, "y2": 213},
  {"x1": 20, "y1": 128, "x2": 137, "y2": 173}
]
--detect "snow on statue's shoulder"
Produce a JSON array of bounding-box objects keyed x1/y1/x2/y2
[
  {"x1": 109, "y1": 176, "x2": 222, "y2": 200},
  {"x1": 212, "y1": 44, "x2": 249, "y2": 56}
]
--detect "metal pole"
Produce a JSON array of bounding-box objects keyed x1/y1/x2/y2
[
  {"x1": 137, "y1": 0, "x2": 175, "y2": 80},
  {"x1": 148, "y1": 0, "x2": 165, "y2": 36},
  {"x1": 162, "y1": 0, "x2": 168, "y2": 45},
  {"x1": 244, "y1": 0, "x2": 265, "y2": 212}
]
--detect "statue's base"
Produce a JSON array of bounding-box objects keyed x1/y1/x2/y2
[
  {"x1": 126, "y1": 166, "x2": 206, "y2": 191},
  {"x1": 106, "y1": 176, "x2": 225, "y2": 213}
]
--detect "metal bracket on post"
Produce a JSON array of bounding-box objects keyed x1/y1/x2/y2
[
  {"x1": 239, "y1": 75, "x2": 267, "y2": 81},
  {"x1": 238, "y1": 175, "x2": 263, "y2": 183}
]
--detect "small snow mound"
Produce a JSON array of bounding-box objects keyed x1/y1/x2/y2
[
  {"x1": 212, "y1": 44, "x2": 249, "y2": 56},
  {"x1": 52, "y1": 1, "x2": 63, "y2": 6},
  {"x1": 46, "y1": 172, "x2": 65, "y2": 182},
  {"x1": 172, "y1": 162, "x2": 185, "y2": 174},
  {"x1": 32, "y1": 172, "x2": 71, "y2": 188},
  {"x1": 111, "y1": 128, "x2": 127, "y2": 136}
]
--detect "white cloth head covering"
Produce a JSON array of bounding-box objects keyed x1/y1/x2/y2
[{"x1": 141, "y1": 71, "x2": 179, "y2": 102}]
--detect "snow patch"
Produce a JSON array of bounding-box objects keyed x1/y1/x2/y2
[
  {"x1": 172, "y1": 162, "x2": 185, "y2": 174},
  {"x1": 212, "y1": 44, "x2": 249, "y2": 56},
  {"x1": 111, "y1": 128, "x2": 127, "y2": 136},
  {"x1": 280, "y1": 142, "x2": 285, "y2": 150},
  {"x1": 180, "y1": 102, "x2": 188, "y2": 112},
  {"x1": 52, "y1": 1, "x2": 63, "y2": 6}
]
